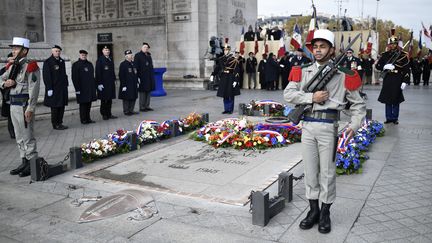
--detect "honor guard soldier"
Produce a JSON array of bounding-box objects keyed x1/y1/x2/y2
[
  {"x1": 119, "y1": 50, "x2": 139, "y2": 115},
  {"x1": 411, "y1": 57, "x2": 423, "y2": 85},
  {"x1": 134, "y1": 42, "x2": 155, "y2": 112},
  {"x1": 1, "y1": 37, "x2": 41, "y2": 177},
  {"x1": 376, "y1": 36, "x2": 410, "y2": 124},
  {"x1": 342, "y1": 48, "x2": 363, "y2": 77},
  {"x1": 43, "y1": 45, "x2": 69, "y2": 130},
  {"x1": 284, "y1": 29, "x2": 366, "y2": 233},
  {"x1": 210, "y1": 45, "x2": 241, "y2": 114},
  {"x1": 96, "y1": 46, "x2": 117, "y2": 120},
  {"x1": 72, "y1": 50, "x2": 97, "y2": 124}
]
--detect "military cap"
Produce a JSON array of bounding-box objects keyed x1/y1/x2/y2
[
  {"x1": 10, "y1": 37, "x2": 30, "y2": 48},
  {"x1": 297, "y1": 48, "x2": 304, "y2": 52},
  {"x1": 79, "y1": 49, "x2": 88, "y2": 54},
  {"x1": 102, "y1": 45, "x2": 110, "y2": 50},
  {"x1": 142, "y1": 42, "x2": 150, "y2": 48},
  {"x1": 52, "y1": 45, "x2": 62, "y2": 50},
  {"x1": 124, "y1": 49, "x2": 133, "y2": 55},
  {"x1": 346, "y1": 48, "x2": 354, "y2": 53}
]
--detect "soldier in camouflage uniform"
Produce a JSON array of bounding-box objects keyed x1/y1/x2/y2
[
  {"x1": 284, "y1": 29, "x2": 366, "y2": 233},
  {"x1": 1, "y1": 37, "x2": 41, "y2": 177}
]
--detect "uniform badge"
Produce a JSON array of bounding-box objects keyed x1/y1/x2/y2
[
  {"x1": 145, "y1": 62, "x2": 149, "y2": 66},
  {"x1": 54, "y1": 65, "x2": 60, "y2": 70},
  {"x1": 133, "y1": 68, "x2": 137, "y2": 74},
  {"x1": 128, "y1": 68, "x2": 132, "y2": 73},
  {"x1": 104, "y1": 65, "x2": 109, "y2": 70},
  {"x1": 84, "y1": 67, "x2": 89, "y2": 72}
]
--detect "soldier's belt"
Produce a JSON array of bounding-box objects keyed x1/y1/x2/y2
[
  {"x1": 304, "y1": 110, "x2": 340, "y2": 122},
  {"x1": 10, "y1": 94, "x2": 29, "y2": 106}
]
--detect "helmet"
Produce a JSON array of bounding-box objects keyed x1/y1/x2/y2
[{"x1": 311, "y1": 29, "x2": 335, "y2": 47}]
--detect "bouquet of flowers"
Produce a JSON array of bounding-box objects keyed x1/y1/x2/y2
[
  {"x1": 81, "y1": 139, "x2": 117, "y2": 163},
  {"x1": 107, "y1": 129, "x2": 134, "y2": 153},
  {"x1": 181, "y1": 112, "x2": 204, "y2": 132},
  {"x1": 336, "y1": 120, "x2": 385, "y2": 175},
  {"x1": 136, "y1": 120, "x2": 162, "y2": 145}
]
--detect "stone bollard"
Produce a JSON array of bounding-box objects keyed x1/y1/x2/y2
[
  {"x1": 129, "y1": 133, "x2": 138, "y2": 151},
  {"x1": 70, "y1": 147, "x2": 83, "y2": 169},
  {"x1": 238, "y1": 103, "x2": 246, "y2": 115},
  {"x1": 263, "y1": 104, "x2": 270, "y2": 116},
  {"x1": 170, "y1": 121, "x2": 179, "y2": 138},
  {"x1": 366, "y1": 109, "x2": 373, "y2": 120},
  {"x1": 201, "y1": 113, "x2": 209, "y2": 123},
  {"x1": 30, "y1": 157, "x2": 63, "y2": 181}
]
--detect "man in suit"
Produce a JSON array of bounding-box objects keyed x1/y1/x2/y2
[
  {"x1": 96, "y1": 46, "x2": 117, "y2": 120},
  {"x1": 134, "y1": 42, "x2": 155, "y2": 112}
]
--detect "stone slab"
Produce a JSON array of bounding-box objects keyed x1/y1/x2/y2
[
  {"x1": 278, "y1": 197, "x2": 364, "y2": 243},
  {"x1": 76, "y1": 139, "x2": 302, "y2": 205}
]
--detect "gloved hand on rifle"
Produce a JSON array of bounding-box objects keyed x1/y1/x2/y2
[
  {"x1": 312, "y1": 91, "x2": 329, "y2": 103},
  {"x1": 98, "y1": 84, "x2": 104, "y2": 91}
]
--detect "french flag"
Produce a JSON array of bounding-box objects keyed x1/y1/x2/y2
[
  {"x1": 417, "y1": 30, "x2": 423, "y2": 57},
  {"x1": 290, "y1": 24, "x2": 302, "y2": 50},
  {"x1": 305, "y1": 3, "x2": 318, "y2": 53},
  {"x1": 239, "y1": 26, "x2": 245, "y2": 55},
  {"x1": 365, "y1": 32, "x2": 373, "y2": 55},
  {"x1": 278, "y1": 30, "x2": 286, "y2": 58}
]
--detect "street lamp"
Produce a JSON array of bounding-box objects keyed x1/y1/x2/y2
[{"x1": 375, "y1": 0, "x2": 380, "y2": 31}]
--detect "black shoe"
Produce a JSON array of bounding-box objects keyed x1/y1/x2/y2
[
  {"x1": 227, "y1": 111, "x2": 233, "y2": 114},
  {"x1": 103, "y1": 116, "x2": 109, "y2": 120},
  {"x1": 109, "y1": 115, "x2": 118, "y2": 119},
  {"x1": 88, "y1": 120, "x2": 96, "y2": 123},
  {"x1": 384, "y1": 120, "x2": 393, "y2": 124},
  {"x1": 299, "y1": 200, "x2": 320, "y2": 230},
  {"x1": 81, "y1": 120, "x2": 89, "y2": 124},
  {"x1": 124, "y1": 112, "x2": 132, "y2": 116},
  {"x1": 131, "y1": 112, "x2": 139, "y2": 115},
  {"x1": 222, "y1": 111, "x2": 229, "y2": 114},
  {"x1": 10, "y1": 158, "x2": 29, "y2": 175},
  {"x1": 145, "y1": 108, "x2": 154, "y2": 111},
  {"x1": 318, "y1": 203, "x2": 332, "y2": 234},
  {"x1": 393, "y1": 120, "x2": 399, "y2": 125},
  {"x1": 18, "y1": 163, "x2": 31, "y2": 177},
  {"x1": 54, "y1": 124, "x2": 68, "y2": 130},
  {"x1": 139, "y1": 108, "x2": 146, "y2": 112}
]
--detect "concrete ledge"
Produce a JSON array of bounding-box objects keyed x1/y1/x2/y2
[{"x1": 163, "y1": 77, "x2": 209, "y2": 90}]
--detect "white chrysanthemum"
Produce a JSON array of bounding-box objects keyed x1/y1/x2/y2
[{"x1": 277, "y1": 135, "x2": 284, "y2": 142}]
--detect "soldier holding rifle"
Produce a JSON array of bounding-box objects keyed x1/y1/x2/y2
[
  {"x1": 284, "y1": 29, "x2": 366, "y2": 233},
  {"x1": 1, "y1": 37, "x2": 41, "y2": 177}
]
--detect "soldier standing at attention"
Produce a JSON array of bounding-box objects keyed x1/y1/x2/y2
[
  {"x1": 43, "y1": 45, "x2": 69, "y2": 130},
  {"x1": 1, "y1": 37, "x2": 41, "y2": 177},
  {"x1": 118, "y1": 50, "x2": 139, "y2": 116},
  {"x1": 96, "y1": 46, "x2": 117, "y2": 120},
  {"x1": 134, "y1": 42, "x2": 155, "y2": 112},
  {"x1": 72, "y1": 50, "x2": 97, "y2": 124},
  {"x1": 211, "y1": 45, "x2": 240, "y2": 114},
  {"x1": 376, "y1": 36, "x2": 409, "y2": 124},
  {"x1": 284, "y1": 29, "x2": 366, "y2": 233}
]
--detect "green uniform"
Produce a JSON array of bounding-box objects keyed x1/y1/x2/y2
[{"x1": 284, "y1": 63, "x2": 366, "y2": 203}]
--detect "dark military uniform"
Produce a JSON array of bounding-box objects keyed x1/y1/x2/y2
[
  {"x1": 422, "y1": 58, "x2": 430, "y2": 85},
  {"x1": 212, "y1": 53, "x2": 241, "y2": 113},
  {"x1": 43, "y1": 55, "x2": 69, "y2": 129},
  {"x1": 361, "y1": 57, "x2": 375, "y2": 84},
  {"x1": 376, "y1": 50, "x2": 410, "y2": 123},
  {"x1": 72, "y1": 58, "x2": 97, "y2": 124},
  {"x1": 411, "y1": 58, "x2": 423, "y2": 85},
  {"x1": 258, "y1": 58, "x2": 266, "y2": 89},
  {"x1": 95, "y1": 55, "x2": 116, "y2": 119},
  {"x1": 265, "y1": 55, "x2": 279, "y2": 90},
  {"x1": 290, "y1": 55, "x2": 310, "y2": 67},
  {"x1": 279, "y1": 54, "x2": 292, "y2": 89},
  {"x1": 245, "y1": 55, "x2": 257, "y2": 89},
  {"x1": 118, "y1": 59, "x2": 139, "y2": 115},
  {"x1": 134, "y1": 51, "x2": 155, "y2": 111}
]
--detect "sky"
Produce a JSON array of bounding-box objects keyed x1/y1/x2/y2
[{"x1": 257, "y1": 0, "x2": 430, "y2": 40}]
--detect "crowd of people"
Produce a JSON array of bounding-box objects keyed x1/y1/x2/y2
[{"x1": 0, "y1": 37, "x2": 156, "y2": 177}]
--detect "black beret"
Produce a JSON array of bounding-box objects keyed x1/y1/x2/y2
[
  {"x1": 142, "y1": 42, "x2": 150, "y2": 48},
  {"x1": 297, "y1": 48, "x2": 304, "y2": 52},
  {"x1": 346, "y1": 48, "x2": 354, "y2": 52},
  {"x1": 52, "y1": 45, "x2": 62, "y2": 50},
  {"x1": 124, "y1": 50, "x2": 132, "y2": 55},
  {"x1": 79, "y1": 49, "x2": 88, "y2": 54},
  {"x1": 102, "y1": 46, "x2": 110, "y2": 50}
]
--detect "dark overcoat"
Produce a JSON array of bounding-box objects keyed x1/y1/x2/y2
[
  {"x1": 118, "y1": 60, "x2": 138, "y2": 100},
  {"x1": 43, "y1": 55, "x2": 69, "y2": 107},
  {"x1": 71, "y1": 59, "x2": 97, "y2": 104},
  {"x1": 213, "y1": 54, "x2": 241, "y2": 98},
  {"x1": 95, "y1": 56, "x2": 116, "y2": 100},
  {"x1": 134, "y1": 51, "x2": 155, "y2": 92}
]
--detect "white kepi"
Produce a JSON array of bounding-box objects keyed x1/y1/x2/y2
[{"x1": 9, "y1": 37, "x2": 30, "y2": 48}]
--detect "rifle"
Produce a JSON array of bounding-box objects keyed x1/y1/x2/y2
[
  {"x1": 287, "y1": 33, "x2": 361, "y2": 124},
  {"x1": 4, "y1": 48, "x2": 25, "y2": 101},
  {"x1": 378, "y1": 40, "x2": 410, "y2": 82}
]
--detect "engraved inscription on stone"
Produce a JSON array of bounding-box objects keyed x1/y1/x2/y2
[
  {"x1": 61, "y1": 0, "x2": 166, "y2": 30},
  {"x1": 0, "y1": 0, "x2": 44, "y2": 42},
  {"x1": 172, "y1": 0, "x2": 191, "y2": 13}
]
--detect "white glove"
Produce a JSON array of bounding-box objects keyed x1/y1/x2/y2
[
  {"x1": 75, "y1": 91, "x2": 80, "y2": 95},
  {"x1": 383, "y1": 64, "x2": 395, "y2": 70},
  {"x1": 280, "y1": 64, "x2": 285, "y2": 68},
  {"x1": 232, "y1": 82, "x2": 237, "y2": 88},
  {"x1": 47, "y1": 90, "x2": 53, "y2": 97},
  {"x1": 401, "y1": 82, "x2": 407, "y2": 90},
  {"x1": 98, "y1": 84, "x2": 104, "y2": 91},
  {"x1": 263, "y1": 60, "x2": 267, "y2": 63},
  {"x1": 122, "y1": 87, "x2": 127, "y2": 92},
  {"x1": 209, "y1": 75, "x2": 214, "y2": 82},
  {"x1": 357, "y1": 65, "x2": 362, "y2": 70}
]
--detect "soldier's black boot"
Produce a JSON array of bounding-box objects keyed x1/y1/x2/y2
[
  {"x1": 10, "y1": 158, "x2": 28, "y2": 175},
  {"x1": 18, "y1": 160, "x2": 31, "y2": 177},
  {"x1": 299, "y1": 199, "x2": 320, "y2": 229},
  {"x1": 318, "y1": 203, "x2": 332, "y2": 234}
]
